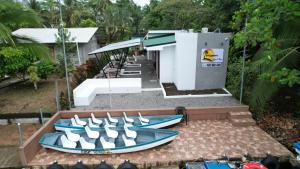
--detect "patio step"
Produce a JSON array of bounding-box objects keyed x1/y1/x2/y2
[
  {"x1": 231, "y1": 118, "x2": 256, "y2": 127},
  {"x1": 229, "y1": 111, "x2": 252, "y2": 119}
]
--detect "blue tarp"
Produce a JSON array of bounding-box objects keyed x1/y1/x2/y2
[{"x1": 204, "y1": 161, "x2": 231, "y2": 169}]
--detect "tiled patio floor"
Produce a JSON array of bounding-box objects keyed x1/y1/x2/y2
[{"x1": 29, "y1": 120, "x2": 291, "y2": 168}]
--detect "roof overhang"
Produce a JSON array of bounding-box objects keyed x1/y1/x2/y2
[
  {"x1": 88, "y1": 38, "x2": 141, "y2": 55},
  {"x1": 12, "y1": 27, "x2": 98, "y2": 44},
  {"x1": 145, "y1": 43, "x2": 176, "y2": 51}
]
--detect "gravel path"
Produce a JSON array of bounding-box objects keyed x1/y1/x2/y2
[{"x1": 75, "y1": 91, "x2": 240, "y2": 110}]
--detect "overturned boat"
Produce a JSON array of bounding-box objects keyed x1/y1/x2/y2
[
  {"x1": 54, "y1": 112, "x2": 183, "y2": 131},
  {"x1": 39, "y1": 125, "x2": 178, "y2": 154}
]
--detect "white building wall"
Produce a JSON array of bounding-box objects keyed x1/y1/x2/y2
[
  {"x1": 174, "y1": 32, "x2": 198, "y2": 90},
  {"x1": 159, "y1": 46, "x2": 175, "y2": 83}
]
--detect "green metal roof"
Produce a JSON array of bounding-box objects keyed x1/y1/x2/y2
[{"x1": 144, "y1": 34, "x2": 176, "y2": 47}]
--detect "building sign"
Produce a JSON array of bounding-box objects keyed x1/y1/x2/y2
[{"x1": 201, "y1": 48, "x2": 224, "y2": 67}]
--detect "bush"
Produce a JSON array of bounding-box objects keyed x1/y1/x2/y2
[
  {"x1": 72, "y1": 58, "x2": 99, "y2": 88},
  {"x1": 37, "y1": 59, "x2": 55, "y2": 79}
]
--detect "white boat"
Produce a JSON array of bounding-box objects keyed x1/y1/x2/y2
[
  {"x1": 39, "y1": 127, "x2": 178, "y2": 154},
  {"x1": 54, "y1": 112, "x2": 183, "y2": 131}
]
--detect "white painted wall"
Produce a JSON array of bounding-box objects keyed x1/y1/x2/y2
[
  {"x1": 159, "y1": 45, "x2": 175, "y2": 83},
  {"x1": 174, "y1": 32, "x2": 198, "y2": 90},
  {"x1": 73, "y1": 78, "x2": 141, "y2": 106}
]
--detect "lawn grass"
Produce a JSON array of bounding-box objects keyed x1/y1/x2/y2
[{"x1": 0, "y1": 78, "x2": 67, "y2": 114}]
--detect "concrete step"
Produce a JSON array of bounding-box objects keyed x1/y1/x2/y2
[
  {"x1": 229, "y1": 111, "x2": 252, "y2": 119},
  {"x1": 231, "y1": 118, "x2": 256, "y2": 127}
]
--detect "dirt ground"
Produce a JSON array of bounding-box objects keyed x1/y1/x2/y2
[
  {"x1": 0, "y1": 123, "x2": 41, "y2": 145},
  {"x1": 0, "y1": 77, "x2": 66, "y2": 114},
  {"x1": 257, "y1": 113, "x2": 300, "y2": 152},
  {"x1": 0, "y1": 123, "x2": 41, "y2": 168},
  {"x1": 162, "y1": 83, "x2": 228, "y2": 96}
]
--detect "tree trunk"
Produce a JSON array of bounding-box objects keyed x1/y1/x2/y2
[{"x1": 34, "y1": 81, "x2": 38, "y2": 90}]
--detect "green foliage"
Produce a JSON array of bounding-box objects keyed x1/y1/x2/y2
[
  {"x1": 79, "y1": 19, "x2": 97, "y2": 27},
  {"x1": 0, "y1": 47, "x2": 38, "y2": 77},
  {"x1": 231, "y1": 0, "x2": 300, "y2": 113},
  {"x1": 260, "y1": 68, "x2": 300, "y2": 87},
  {"x1": 232, "y1": 0, "x2": 300, "y2": 49},
  {"x1": 27, "y1": 65, "x2": 39, "y2": 90},
  {"x1": 37, "y1": 59, "x2": 55, "y2": 79},
  {"x1": 142, "y1": 0, "x2": 241, "y2": 31},
  {"x1": 27, "y1": 66, "x2": 39, "y2": 81}
]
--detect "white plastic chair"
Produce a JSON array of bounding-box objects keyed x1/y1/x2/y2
[
  {"x1": 91, "y1": 113, "x2": 102, "y2": 125},
  {"x1": 122, "y1": 118, "x2": 133, "y2": 127},
  {"x1": 88, "y1": 118, "x2": 99, "y2": 128},
  {"x1": 60, "y1": 135, "x2": 77, "y2": 148},
  {"x1": 138, "y1": 112, "x2": 149, "y2": 123},
  {"x1": 79, "y1": 137, "x2": 95, "y2": 149},
  {"x1": 64, "y1": 128, "x2": 80, "y2": 142},
  {"x1": 124, "y1": 124, "x2": 137, "y2": 139},
  {"x1": 123, "y1": 112, "x2": 134, "y2": 123},
  {"x1": 122, "y1": 134, "x2": 136, "y2": 147},
  {"x1": 100, "y1": 137, "x2": 115, "y2": 149},
  {"x1": 107, "y1": 112, "x2": 118, "y2": 124},
  {"x1": 74, "y1": 115, "x2": 87, "y2": 126},
  {"x1": 104, "y1": 118, "x2": 116, "y2": 128},
  {"x1": 71, "y1": 118, "x2": 83, "y2": 127},
  {"x1": 104, "y1": 124, "x2": 118, "y2": 139},
  {"x1": 85, "y1": 126, "x2": 99, "y2": 139}
]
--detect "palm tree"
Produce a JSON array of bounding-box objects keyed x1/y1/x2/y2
[{"x1": 0, "y1": 0, "x2": 48, "y2": 60}]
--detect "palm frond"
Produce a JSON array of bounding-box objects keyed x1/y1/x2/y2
[
  {"x1": 13, "y1": 35, "x2": 49, "y2": 59},
  {"x1": 0, "y1": 23, "x2": 14, "y2": 46}
]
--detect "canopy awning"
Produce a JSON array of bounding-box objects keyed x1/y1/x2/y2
[
  {"x1": 88, "y1": 38, "x2": 141, "y2": 55},
  {"x1": 145, "y1": 43, "x2": 176, "y2": 51}
]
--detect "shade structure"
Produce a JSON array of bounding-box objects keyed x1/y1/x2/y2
[{"x1": 88, "y1": 38, "x2": 141, "y2": 55}]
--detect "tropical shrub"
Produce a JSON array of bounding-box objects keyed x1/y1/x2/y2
[
  {"x1": 27, "y1": 65, "x2": 39, "y2": 90},
  {"x1": 231, "y1": 0, "x2": 300, "y2": 113},
  {"x1": 0, "y1": 47, "x2": 38, "y2": 78},
  {"x1": 37, "y1": 59, "x2": 56, "y2": 79}
]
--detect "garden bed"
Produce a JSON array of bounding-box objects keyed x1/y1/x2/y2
[{"x1": 162, "y1": 83, "x2": 229, "y2": 96}]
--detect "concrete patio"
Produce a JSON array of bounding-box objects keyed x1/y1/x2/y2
[{"x1": 75, "y1": 91, "x2": 240, "y2": 110}]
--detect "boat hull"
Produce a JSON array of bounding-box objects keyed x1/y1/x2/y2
[
  {"x1": 54, "y1": 114, "x2": 183, "y2": 131},
  {"x1": 40, "y1": 128, "x2": 179, "y2": 154},
  {"x1": 41, "y1": 134, "x2": 176, "y2": 154}
]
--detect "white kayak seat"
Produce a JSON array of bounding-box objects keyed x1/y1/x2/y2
[
  {"x1": 71, "y1": 118, "x2": 83, "y2": 127},
  {"x1": 138, "y1": 112, "x2": 149, "y2": 123},
  {"x1": 60, "y1": 135, "x2": 77, "y2": 148},
  {"x1": 74, "y1": 115, "x2": 87, "y2": 126},
  {"x1": 79, "y1": 137, "x2": 95, "y2": 149},
  {"x1": 91, "y1": 113, "x2": 102, "y2": 125},
  {"x1": 64, "y1": 129, "x2": 80, "y2": 142},
  {"x1": 122, "y1": 118, "x2": 133, "y2": 127},
  {"x1": 88, "y1": 118, "x2": 99, "y2": 128},
  {"x1": 122, "y1": 134, "x2": 136, "y2": 147},
  {"x1": 100, "y1": 137, "x2": 115, "y2": 149},
  {"x1": 104, "y1": 118, "x2": 116, "y2": 128},
  {"x1": 104, "y1": 124, "x2": 118, "y2": 139},
  {"x1": 85, "y1": 126, "x2": 99, "y2": 139},
  {"x1": 107, "y1": 112, "x2": 118, "y2": 124},
  {"x1": 124, "y1": 124, "x2": 137, "y2": 139},
  {"x1": 123, "y1": 112, "x2": 134, "y2": 123}
]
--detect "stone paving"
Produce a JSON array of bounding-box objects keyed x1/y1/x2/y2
[{"x1": 29, "y1": 120, "x2": 291, "y2": 168}]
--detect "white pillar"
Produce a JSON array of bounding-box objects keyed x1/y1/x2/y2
[{"x1": 76, "y1": 42, "x2": 81, "y2": 65}]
